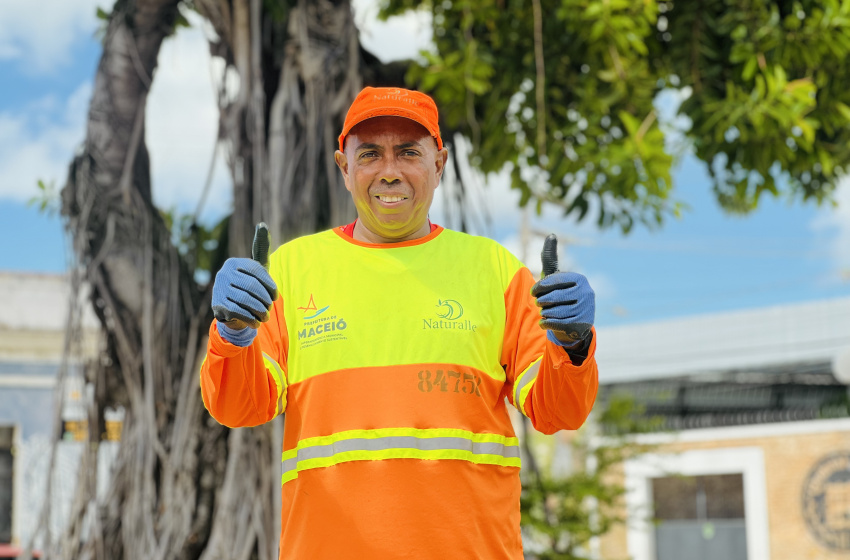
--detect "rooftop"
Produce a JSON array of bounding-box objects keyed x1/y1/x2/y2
[
  {"x1": 0, "y1": 271, "x2": 98, "y2": 332},
  {"x1": 0, "y1": 271, "x2": 98, "y2": 362},
  {"x1": 594, "y1": 296, "x2": 850, "y2": 384}
]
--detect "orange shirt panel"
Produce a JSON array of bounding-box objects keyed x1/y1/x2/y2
[
  {"x1": 527, "y1": 330, "x2": 599, "y2": 434},
  {"x1": 500, "y1": 267, "x2": 547, "y2": 385},
  {"x1": 279, "y1": 459, "x2": 522, "y2": 560},
  {"x1": 257, "y1": 295, "x2": 290, "y2": 369},
  {"x1": 284, "y1": 364, "x2": 515, "y2": 449}
]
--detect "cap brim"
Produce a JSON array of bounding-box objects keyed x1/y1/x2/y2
[{"x1": 340, "y1": 108, "x2": 442, "y2": 150}]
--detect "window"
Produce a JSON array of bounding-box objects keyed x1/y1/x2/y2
[
  {"x1": 0, "y1": 426, "x2": 12, "y2": 543},
  {"x1": 624, "y1": 446, "x2": 770, "y2": 560},
  {"x1": 652, "y1": 474, "x2": 747, "y2": 560}
]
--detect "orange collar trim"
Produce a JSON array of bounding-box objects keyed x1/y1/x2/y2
[{"x1": 332, "y1": 224, "x2": 444, "y2": 248}]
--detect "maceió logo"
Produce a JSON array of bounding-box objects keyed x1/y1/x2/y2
[
  {"x1": 423, "y1": 299, "x2": 477, "y2": 332},
  {"x1": 296, "y1": 293, "x2": 347, "y2": 349},
  {"x1": 298, "y1": 318, "x2": 347, "y2": 340}
]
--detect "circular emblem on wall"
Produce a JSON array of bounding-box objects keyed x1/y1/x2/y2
[{"x1": 802, "y1": 451, "x2": 850, "y2": 551}]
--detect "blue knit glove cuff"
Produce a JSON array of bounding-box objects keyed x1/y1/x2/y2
[
  {"x1": 546, "y1": 329, "x2": 584, "y2": 349},
  {"x1": 217, "y1": 322, "x2": 258, "y2": 347}
]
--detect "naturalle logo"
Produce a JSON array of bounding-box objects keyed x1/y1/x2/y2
[
  {"x1": 375, "y1": 88, "x2": 408, "y2": 99},
  {"x1": 423, "y1": 299, "x2": 476, "y2": 332},
  {"x1": 436, "y1": 299, "x2": 463, "y2": 321}
]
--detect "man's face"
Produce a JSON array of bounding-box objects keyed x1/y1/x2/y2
[{"x1": 335, "y1": 116, "x2": 448, "y2": 244}]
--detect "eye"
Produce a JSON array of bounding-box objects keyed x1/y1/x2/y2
[
  {"x1": 402, "y1": 149, "x2": 420, "y2": 157},
  {"x1": 358, "y1": 151, "x2": 377, "y2": 159}
]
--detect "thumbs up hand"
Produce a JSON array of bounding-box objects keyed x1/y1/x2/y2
[
  {"x1": 212, "y1": 223, "x2": 278, "y2": 346},
  {"x1": 531, "y1": 234, "x2": 595, "y2": 348}
]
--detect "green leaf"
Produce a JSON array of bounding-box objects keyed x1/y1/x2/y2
[
  {"x1": 818, "y1": 149, "x2": 835, "y2": 176},
  {"x1": 618, "y1": 111, "x2": 640, "y2": 137},
  {"x1": 630, "y1": 37, "x2": 649, "y2": 56},
  {"x1": 584, "y1": 3, "x2": 604, "y2": 18},
  {"x1": 742, "y1": 57, "x2": 758, "y2": 81},
  {"x1": 835, "y1": 102, "x2": 850, "y2": 122},
  {"x1": 797, "y1": 119, "x2": 816, "y2": 147},
  {"x1": 590, "y1": 20, "x2": 607, "y2": 41},
  {"x1": 597, "y1": 68, "x2": 618, "y2": 83},
  {"x1": 731, "y1": 24, "x2": 748, "y2": 40}
]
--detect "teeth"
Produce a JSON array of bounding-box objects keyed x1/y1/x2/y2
[{"x1": 378, "y1": 195, "x2": 406, "y2": 202}]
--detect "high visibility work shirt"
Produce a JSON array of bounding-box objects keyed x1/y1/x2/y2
[{"x1": 200, "y1": 225, "x2": 599, "y2": 560}]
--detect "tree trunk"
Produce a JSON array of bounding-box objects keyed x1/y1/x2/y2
[
  {"x1": 50, "y1": 0, "x2": 401, "y2": 558},
  {"x1": 56, "y1": 0, "x2": 238, "y2": 557},
  {"x1": 198, "y1": 0, "x2": 363, "y2": 248}
]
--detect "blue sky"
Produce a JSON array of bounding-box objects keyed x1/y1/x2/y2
[{"x1": 1, "y1": 1, "x2": 847, "y2": 327}]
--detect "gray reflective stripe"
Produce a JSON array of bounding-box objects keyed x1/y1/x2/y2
[
  {"x1": 514, "y1": 360, "x2": 541, "y2": 408},
  {"x1": 281, "y1": 436, "x2": 520, "y2": 474},
  {"x1": 262, "y1": 352, "x2": 285, "y2": 414}
]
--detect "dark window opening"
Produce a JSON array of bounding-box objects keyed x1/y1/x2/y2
[
  {"x1": 0, "y1": 426, "x2": 13, "y2": 544},
  {"x1": 652, "y1": 473, "x2": 747, "y2": 560}
]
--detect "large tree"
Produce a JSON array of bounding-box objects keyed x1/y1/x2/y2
[
  {"x1": 46, "y1": 0, "x2": 849, "y2": 558},
  {"x1": 54, "y1": 0, "x2": 393, "y2": 557},
  {"x1": 386, "y1": 0, "x2": 850, "y2": 229}
]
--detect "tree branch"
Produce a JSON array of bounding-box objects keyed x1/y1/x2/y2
[{"x1": 532, "y1": 0, "x2": 547, "y2": 164}]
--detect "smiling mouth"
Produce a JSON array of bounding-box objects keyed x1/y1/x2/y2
[{"x1": 375, "y1": 195, "x2": 408, "y2": 203}]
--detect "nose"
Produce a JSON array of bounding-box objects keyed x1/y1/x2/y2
[{"x1": 379, "y1": 156, "x2": 402, "y2": 184}]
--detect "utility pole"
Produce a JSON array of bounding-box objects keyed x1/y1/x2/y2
[{"x1": 520, "y1": 206, "x2": 530, "y2": 265}]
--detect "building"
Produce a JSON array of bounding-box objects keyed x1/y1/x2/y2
[
  {"x1": 593, "y1": 297, "x2": 850, "y2": 560},
  {"x1": 0, "y1": 272, "x2": 100, "y2": 555}
]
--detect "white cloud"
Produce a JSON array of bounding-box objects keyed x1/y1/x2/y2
[
  {"x1": 0, "y1": 2, "x2": 104, "y2": 201},
  {"x1": 146, "y1": 13, "x2": 231, "y2": 223},
  {"x1": 0, "y1": 10, "x2": 229, "y2": 222},
  {"x1": 351, "y1": 0, "x2": 434, "y2": 63},
  {"x1": 0, "y1": 82, "x2": 90, "y2": 202},
  {"x1": 0, "y1": 0, "x2": 105, "y2": 73},
  {"x1": 812, "y1": 176, "x2": 850, "y2": 277}
]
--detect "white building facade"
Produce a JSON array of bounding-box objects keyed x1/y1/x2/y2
[{"x1": 0, "y1": 272, "x2": 101, "y2": 554}]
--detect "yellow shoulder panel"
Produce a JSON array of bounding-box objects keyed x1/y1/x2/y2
[{"x1": 270, "y1": 229, "x2": 526, "y2": 385}]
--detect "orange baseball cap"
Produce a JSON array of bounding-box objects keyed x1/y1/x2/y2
[{"x1": 338, "y1": 87, "x2": 443, "y2": 151}]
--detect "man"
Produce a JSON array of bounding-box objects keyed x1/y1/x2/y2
[{"x1": 200, "y1": 87, "x2": 598, "y2": 559}]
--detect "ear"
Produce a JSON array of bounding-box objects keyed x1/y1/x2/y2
[
  {"x1": 334, "y1": 150, "x2": 352, "y2": 192},
  {"x1": 434, "y1": 148, "x2": 449, "y2": 186}
]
